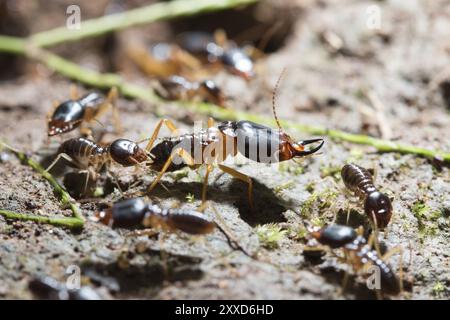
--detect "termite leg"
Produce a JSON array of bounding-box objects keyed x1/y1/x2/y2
[
  {"x1": 147, "y1": 148, "x2": 195, "y2": 192},
  {"x1": 207, "y1": 117, "x2": 215, "y2": 128},
  {"x1": 79, "y1": 169, "x2": 91, "y2": 195},
  {"x1": 126, "y1": 229, "x2": 159, "y2": 238},
  {"x1": 218, "y1": 164, "x2": 253, "y2": 209},
  {"x1": 45, "y1": 153, "x2": 79, "y2": 173},
  {"x1": 106, "y1": 170, "x2": 124, "y2": 198},
  {"x1": 91, "y1": 87, "x2": 123, "y2": 135},
  {"x1": 367, "y1": 228, "x2": 383, "y2": 257},
  {"x1": 70, "y1": 85, "x2": 79, "y2": 100},
  {"x1": 145, "y1": 119, "x2": 180, "y2": 152},
  {"x1": 340, "y1": 251, "x2": 350, "y2": 294},
  {"x1": 214, "y1": 29, "x2": 228, "y2": 48}
]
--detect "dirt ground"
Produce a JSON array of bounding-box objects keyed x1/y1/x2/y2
[{"x1": 0, "y1": 0, "x2": 449, "y2": 300}]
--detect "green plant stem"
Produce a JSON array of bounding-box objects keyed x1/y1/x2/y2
[
  {"x1": 0, "y1": 142, "x2": 84, "y2": 230},
  {"x1": 187, "y1": 103, "x2": 450, "y2": 162},
  {"x1": 0, "y1": 35, "x2": 26, "y2": 54},
  {"x1": 0, "y1": 0, "x2": 448, "y2": 163},
  {"x1": 30, "y1": 0, "x2": 260, "y2": 48},
  {"x1": 0, "y1": 210, "x2": 84, "y2": 229}
]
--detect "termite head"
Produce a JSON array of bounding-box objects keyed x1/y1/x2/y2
[
  {"x1": 364, "y1": 191, "x2": 392, "y2": 229},
  {"x1": 281, "y1": 136, "x2": 325, "y2": 160},
  {"x1": 109, "y1": 139, "x2": 149, "y2": 166},
  {"x1": 93, "y1": 198, "x2": 147, "y2": 228},
  {"x1": 48, "y1": 100, "x2": 85, "y2": 136},
  {"x1": 311, "y1": 224, "x2": 357, "y2": 248},
  {"x1": 200, "y1": 80, "x2": 226, "y2": 106}
]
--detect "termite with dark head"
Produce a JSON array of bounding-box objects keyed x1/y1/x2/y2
[
  {"x1": 47, "y1": 87, "x2": 122, "y2": 137},
  {"x1": 177, "y1": 31, "x2": 255, "y2": 80},
  {"x1": 341, "y1": 163, "x2": 393, "y2": 229},
  {"x1": 94, "y1": 198, "x2": 216, "y2": 235},
  {"x1": 46, "y1": 137, "x2": 150, "y2": 195},
  {"x1": 154, "y1": 75, "x2": 226, "y2": 107},
  {"x1": 311, "y1": 224, "x2": 401, "y2": 295}
]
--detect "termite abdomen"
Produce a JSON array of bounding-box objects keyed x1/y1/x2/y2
[
  {"x1": 341, "y1": 164, "x2": 376, "y2": 196},
  {"x1": 363, "y1": 250, "x2": 400, "y2": 294},
  {"x1": 163, "y1": 209, "x2": 216, "y2": 235},
  {"x1": 48, "y1": 100, "x2": 85, "y2": 136}
]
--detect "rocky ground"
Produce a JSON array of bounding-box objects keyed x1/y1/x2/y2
[{"x1": 0, "y1": 0, "x2": 449, "y2": 299}]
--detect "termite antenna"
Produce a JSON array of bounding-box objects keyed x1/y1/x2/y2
[{"x1": 272, "y1": 68, "x2": 287, "y2": 132}]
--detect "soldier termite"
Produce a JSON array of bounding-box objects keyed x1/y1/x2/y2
[
  {"x1": 94, "y1": 197, "x2": 215, "y2": 235},
  {"x1": 177, "y1": 30, "x2": 255, "y2": 80},
  {"x1": 47, "y1": 86, "x2": 122, "y2": 137},
  {"x1": 341, "y1": 163, "x2": 393, "y2": 229},
  {"x1": 143, "y1": 70, "x2": 324, "y2": 208}
]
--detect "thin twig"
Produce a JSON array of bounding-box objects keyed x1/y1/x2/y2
[
  {"x1": 0, "y1": 0, "x2": 448, "y2": 163},
  {"x1": 30, "y1": 0, "x2": 260, "y2": 48},
  {"x1": 0, "y1": 142, "x2": 84, "y2": 230}
]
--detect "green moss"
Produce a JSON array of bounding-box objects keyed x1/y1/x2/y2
[
  {"x1": 274, "y1": 180, "x2": 295, "y2": 195},
  {"x1": 311, "y1": 217, "x2": 325, "y2": 227},
  {"x1": 411, "y1": 200, "x2": 440, "y2": 237},
  {"x1": 432, "y1": 282, "x2": 446, "y2": 297},
  {"x1": 348, "y1": 148, "x2": 364, "y2": 162},
  {"x1": 320, "y1": 165, "x2": 341, "y2": 179},
  {"x1": 305, "y1": 182, "x2": 315, "y2": 193},
  {"x1": 300, "y1": 192, "x2": 319, "y2": 217},
  {"x1": 278, "y1": 162, "x2": 304, "y2": 175},
  {"x1": 255, "y1": 223, "x2": 287, "y2": 250},
  {"x1": 93, "y1": 187, "x2": 104, "y2": 197},
  {"x1": 295, "y1": 226, "x2": 308, "y2": 240},
  {"x1": 185, "y1": 193, "x2": 195, "y2": 203},
  {"x1": 300, "y1": 189, "x2": 338, "y2": 218}
]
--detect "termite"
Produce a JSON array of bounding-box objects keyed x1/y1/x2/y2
[
  {"x1": 154, "y1": 75, "x2": 226, "y2": 107},
  {"x1": 47, "y1": 86, "x2": 122, "y2": 137},
  {"x1": 177, "y1": 30, "x2": 255, "y2": 80},
  {"x1": 126, "y1": 42, "x2": 202, "y2": 79},
  {"x1": 341, "y1": 163, "x2": 393, "y2": 229},
  {"x1": 311, "y1": 224, "x2": 401, "y2": 295},
  {"x1": 143, "y1": 70, "x2": 324, "y2": 207},
  {"x1": 46, "y1": 137, "x2": 149, "y2": 193},
  {"x1": 94, "y1": 197, "x2": 215, "y2": 235}
]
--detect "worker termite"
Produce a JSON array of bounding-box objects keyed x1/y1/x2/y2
[
  {"x1": 310, "y1": 224, "x2": 402, "y2": 295},
  {"x1": 94, "y1": 197, "x2": 215, "y2": 235},
  {"x1": 47, "y1": 87, "x2": 122, "y2": 137},
  {"x1": 29, "y1": 275, "x2": 102, "y2": 300},
  {"x1": 154, "y1": 75, "x2": 226, "y2": 107},
  {"x1": 341, "y1": 163, "x2": 393, "y2": 229},
  {"x1": 126, "y1": 41, "x2": 202, "y2": 79},
  {"x1": 177, "y1": 31, "x2": 255, "y2": 80},
  {"x1": 143, "y1": 71, "x2": 324, "y2": 207},
  {"x1": 46, "y1": 137, "x2": 149, "y2": 193}
]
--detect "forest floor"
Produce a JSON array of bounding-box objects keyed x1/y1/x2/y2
[{"x1": 0, "y1": 0, "x2": 449, "y2": 299}]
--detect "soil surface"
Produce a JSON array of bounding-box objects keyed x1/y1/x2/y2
[{"x1": 0, "y1": 0, "x2": 449, "y2": 299}]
